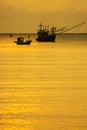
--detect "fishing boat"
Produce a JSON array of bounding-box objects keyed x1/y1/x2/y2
[
  {"x1": 36, "y1": 23, "x2": 56, "y2": 42},
  {"x1": 36, "y1": 22, "x2": 86, "y2": 42},
  {"x1": 9, "y1": 33, "x2": 13, "y2": 37},
  {"x1": 14, "y1": 37, "x2": 32, "y2": 45}
]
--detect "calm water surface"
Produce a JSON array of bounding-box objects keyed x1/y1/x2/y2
[{"x1": 0, "y1": 34, "x2": 87, "y2": 130}]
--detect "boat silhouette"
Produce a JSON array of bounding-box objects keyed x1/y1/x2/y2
[
  {"x1": 36, "y1": 23, "x2": 56, "y2": 42},
  {"x1": 36, "y1": 22, "x2": 86, "y2": 42},
  {"x1": 14, "y1": 37, "x2": 32, "y2": 45}
]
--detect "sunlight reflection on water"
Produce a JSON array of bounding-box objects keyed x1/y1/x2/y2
[{"x1": 0, "y1": 34, "x2": 87, "y2": 130}]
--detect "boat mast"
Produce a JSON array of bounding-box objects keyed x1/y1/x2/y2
[
  {"x1": 39, "y1": 23, "x2": 43, "y2": 31},
  {"x1": 51, "y1": 26, "x2": 56, "y2": 34}
]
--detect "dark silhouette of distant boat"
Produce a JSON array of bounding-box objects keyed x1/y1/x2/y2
[
  {"x1": 14, "y1": 37, "x2": 32, "y2": 45},
  {"x1": 36, "y1": 22, "x2": 86, "y2": 42},
  {"x1": 9, "y1": 33, "x2": 13, "y2": 37},
  {"x1": 36, "y1": 23, "x2": 56, "y2": 42}
]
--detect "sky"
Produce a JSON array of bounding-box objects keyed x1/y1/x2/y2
[{"x1": 0, "y1": 0, "x2": 87, "y2": 33}]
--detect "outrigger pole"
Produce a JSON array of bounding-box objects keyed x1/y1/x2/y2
[{"x1": 57, "y1": 21, "x2": 86, "y2": 34}]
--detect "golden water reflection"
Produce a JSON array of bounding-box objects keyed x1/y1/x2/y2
[{"x1": 0, "y1": 37, "x2": 87, "y2": 130}]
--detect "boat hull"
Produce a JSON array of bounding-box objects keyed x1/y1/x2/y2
[
  {"x1": 14, "y1": 40, "x2": 32, "y2": 45},
  {"x1": 36, "y1": 34, "x2": 56, "y2": 42}
]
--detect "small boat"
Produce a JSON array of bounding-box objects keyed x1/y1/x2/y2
[
  {"x1": 14, "y1": 37, "x2": 32, "y2": 45},
  {"x1": 36, "y1": 23, "x2": 56, "y2": 42},
  {"x1": 9, "y1": 33, "x2": 13, "y2": 37}
]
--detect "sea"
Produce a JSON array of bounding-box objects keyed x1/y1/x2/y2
[{"x1": 0, "y1": 33, "x2": 87, "y2": 130}]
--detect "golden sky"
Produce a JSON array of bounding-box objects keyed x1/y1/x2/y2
[{"x1": 0, "y1": 0, "x2": 87, "y2": 33}]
